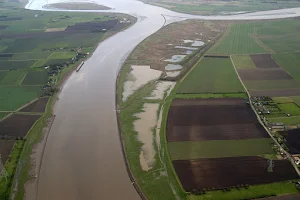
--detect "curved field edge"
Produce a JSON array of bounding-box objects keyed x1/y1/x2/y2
[{"x1": 8, "y1": 14, "x2": 137, "y2": 200}]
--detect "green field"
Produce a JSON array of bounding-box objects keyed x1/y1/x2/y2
[
  {"x1": 231, "y1": 55, "x2": 256, "y2": 69},
  {"x1": 22, "y1": 71, "x2": 48, "y2": 85},
  {"x1": 189, "y1": 181, "x2": 298, "y2": 200},
  {"x1": 290, "y1": 96, "x2": 300, "y2": 106},
  {"x1": 174, "y1": 93, "x2": 248, "y2": 99},
  {"x1": 48, "y1": 51, "x2": 75, "y2": 59},
  {"x1": 209, "y1": 23, "x2": 267, "y2": 54},
  {"x1": 168, "y1": 138, "x2": 274, "y2": 160},
  {"x1": 0, "y1": 86, "x2": 40, "y2": 111},
  {"x1": 0, "y1": 112, "x2": 10, "y2": 119},
  {"x1": 268, "y1": 116, "x2": 300, "y2": 125},
  {"x1": 177, "y1": 57, "x2": 244, "y2": 93},
  {"x1": 272, "y1": 97, "x2": 294, "y2": 104},
  {"x1": 0, "y1": 70, "x2": 25, "y2": 85},
  {"x1": 243, "y1": 80, "x2": 300, "y2": 91},
  {"x1": 273, "y1": 54, "x2": 300, "y2": 80},
  {"x1": 11, "y1": 52, "x2": 52, "y2": 60},
  {"x1": 278, "y1": 103, "x2": 300, "y2": 115},
  {"x1": 44, "y1": 59, "x2": 70, "y2": 66},
  {"x1": 0, "y1": 60, "x2": 36, "y2": 70}
]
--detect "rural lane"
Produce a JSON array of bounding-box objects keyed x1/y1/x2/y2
[{"x1": 24, "y1": 0, "x2": 300, "y2": 199}]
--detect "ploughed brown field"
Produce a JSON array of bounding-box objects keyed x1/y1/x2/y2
[
  {"x1": 238, "y1": 68, "x2": 292, "y2": 80},
  {"x1": 280, "y1": 128, "x2": 300, "y2": 154},
  {"x1": 20, "y1": 97, "x2": 49, "y2": 113},
  {"x1": 173, "y1": 156, "x2": 299, "y2": 191},
  {"x1": 250, "y1": 54, "x2": 279, "y2": 68},
  {"x1": 167, "y1": 98, "x2": 269, "y2": 142},
  {"x1": 250, "y1": 89, "x2": 300, "y2": 97},
  {"x1": 0, "y1": 114, "x2": 41, "y2": 138},
  {"x1": 0, "y1": 140, "x2": 15, "y2": 163}
]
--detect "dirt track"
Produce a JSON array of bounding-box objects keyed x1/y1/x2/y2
[
  {"x1": 167, "y1": 98, "x2": 268, "y2": 141},
  {"x1": 173, "y1": 156, "x2": 299, "y2": 191}
]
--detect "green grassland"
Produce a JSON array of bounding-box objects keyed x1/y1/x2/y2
[
  {"x1": 277, "y1": 103, "x2": 300, "y2": 116},
  {"x1": 22, "y1": 71, "x2": 48, "y2": 85},
  {"x1": 174, "y1": 93, "x2": 248, "y2": 99},
  {"x1": 48, "y1": 51, "x2": 75, "y2": 59},
  {"x1": 177, "y1": 57, "x2": 244, "y2": 93},
  {"x1": 0, "y1": 70, "x2": 25, "y2": 85},
  {"x1": 273, "y1": 54, "x2": 300, "y2": 80},
  {"x1": 231, "y1": 55, "x2": 256, "y2": 69},
  {"x1": 0, "y1": 60, "x2": 36, "y2": 70},
  {"x1": 189, "y1": 181, "x2": 298, "y2": 200},
  {"x1": 290, "y1": 96, "x2": 300, "y2": 106},
  {"x1": 168, "y1": 138, "x2": 274, "y2": 160},
  {"x1": 243, "y1": 80, "x2": 300, "y2": 91},
  {"x1": 209, "y1": 23, "x2": 267, "y2": 54},
  {"x1": 268, "y1": 116, "x2": 300, "y2": 126},
  {"x1": 11, "y1": 52, "x2": 52, "y2": 60},
  {"x1": 272, "y1": 97, "x2": 294, "y2": 104},
  {"x1": 0, "y1": 112, "x2": 10, "y2": 119},
  {"x1": 0, "y1": 86, "x2": 40, "y2": 111}
]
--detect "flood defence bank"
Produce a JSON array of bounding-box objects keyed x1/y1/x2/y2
[{"x1": 22, "y1": 0, "x2": 300, "y2": 200}]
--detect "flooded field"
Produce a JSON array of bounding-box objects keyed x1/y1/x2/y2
[
  {"x1": 134, "y1": 103, "x2": 160, "y2": 171},
  {"x1": 122, "y1": 65, "x2": 162, "y2": 102},
  {"x1": 147, "y1": 81, "x2": 175, "y2": 100}
]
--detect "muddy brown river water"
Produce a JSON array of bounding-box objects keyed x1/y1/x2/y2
[{"x1": 24, "y1": 0, "x2": 300, "y2": 199}]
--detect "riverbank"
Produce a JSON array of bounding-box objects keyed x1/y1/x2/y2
[{"x1": 44, "y1": 2, "x2": 111, "y2": 10}]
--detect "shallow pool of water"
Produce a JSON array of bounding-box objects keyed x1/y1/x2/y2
[
  {"x1": 164, "y1": 55, "x2": 186, "y2": 63},
  {"x1": 165, "y1": 64, "x2": 182, "y2": 71}
]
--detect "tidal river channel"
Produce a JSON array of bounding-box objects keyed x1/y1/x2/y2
[{"x1": 25, "y1": 0, "x2": 300, "y2": 199}]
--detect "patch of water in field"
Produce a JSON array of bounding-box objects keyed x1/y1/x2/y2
[
  {"x1": 122, "y1": 65, "x2": 162, "y2": 102},
  {"x1": 165, "y1": 64, "x2": 182, "y2": 71},
  {"x1": 185, "y1": 50, "x2": 194, "y2": 55},
  {"x1": 146, "y1": 81, "x2": 175, "y2": 100},
  {"x1": 166, "y1": 71, "x2": 180, "y2": 78},
  {"x1": 183, "y1": 39, "x2": 194, "y2": 43},
  {"x1": 175, "y1": 46, "x2": 198, "y2": 50},
  {"x1": 164, "y1": 55, "x2": 186, "y2": 63},
  {"x1": 191, "y1": 40, "x2": 205, "y2": 47},
  {"x1": 134, "y1": 103, "x2": 159, "y2": 171}
]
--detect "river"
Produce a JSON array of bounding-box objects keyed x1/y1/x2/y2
[{"x1": 24, "y1": 0, "x2": 300, "y2": 199}]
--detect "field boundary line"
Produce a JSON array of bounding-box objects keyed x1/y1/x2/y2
[
  {"x1": 18, "y1": 71, "x2": 28, "y2": 85},
  {"x1": 250, "y1": 34, "x2": 275, "y2": 53},
  {"x1": 207, "y1": 23, "x2": 231, "y2": 54},
  {"x1": 230, "y1": 55, "x2": 300, "y2": 176}
]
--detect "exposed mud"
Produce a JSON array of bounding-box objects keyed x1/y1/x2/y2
[
  {"x1": 134, "y1": 103, "x2": 160, "y2": 171},
  {"x1": 147, "y1": 81, "x2": 175, "y2": 100},
  {"x1": 122, "y1": 65, "x2": 162, "y2": 102}
]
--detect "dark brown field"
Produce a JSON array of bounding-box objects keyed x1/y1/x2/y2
[
  {"x1": 0, "y1": 114, "x2": 41, "y2": 138},
  {"x1": 20, "y1": 97, "x2": 49, "y2": 113},
  {"x1": 280, "y1": 128, "x2": 300, "y2": 154},
  {"x1": 0, "y1": 140, "x2": 15, "y2": 163},
  {"x1": 250, "y1": 89, "x2": 300, "y2": 97},
  {"x1": 238, "y1": 68, "x2": 292, "y2": 80},
  {"x1": 251, "y1": 54, "x2": 279, "y2": 68},
  {"x1": 65, "y1": 20, "x2": 118, "y2": 32},
  {"x1": 260, "y1": 194, "x2": 300, "y2": 200},
  {"x1": 173, "y1": 156, "x2": 298, "y2": 191},
  {"x1": 167, "y1": 98, "x2": 269, "y2": 142}
]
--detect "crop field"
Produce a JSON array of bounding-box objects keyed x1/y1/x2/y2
[
  {"x1": 231, "y1": 55, "x2": 256, "y2": 69},
  {"x1": 44, "y1": 59, "x2": 70, "y2": 66},
  {"x1": 268, "y1": 116, "x2": 300, "y2": 126},
  {"x1": 290, "y1": 97, "x2": 300, "y2": 106},
  {"x1": 209, "y1": 23, "x2": 267, "y2": 54},
  {"x1": 238, "y1": 69, "x2": 292, "y2": 80},
  {"x1": 250, "y1": 54, "x2": 279, "y2": 68},
  {"x1": 177, "y1": 57, "x2": 243, "y2": 93},
  {"x1": 0, "y1": 70, "x2": 25, "y2": 85},
  {"x1": 48, "y1": 51, "x2": 75, "y2": 59},
  {"x1": 22, "y1": 71, "x2": 48, "y2": 85},
  {"x1": 280, "y1": 128, "x2": 300, "y2": 154},
  {"x1": 272, "y1": 97, "x2": 294, "y2": 104},
  {"x1": 0, "y1": 112, "x2": 10, "y2": 120},
  {"x1": 168, "y1": 138, "x2": 274, "y2": 160},
  {"x1": 0, "y1": 140, "x2": 15, "y2": 163},
  {"x1": 167, "y1": 98, "x2": 269, "y2": 142},
  {"x1": 0, "y1": 86, "x2": 41, "y2": 111},
  {"x1": 65, "y1": 19, "x2": 118, "y2": 32},
  {"x1": 0, "y1": 60, "x2": 35, "y2": 70},
  {"x1": 277, "y1": 103, "x2": 300, "y2": 116},
  {"x1": 11, "y1": 52, "x2": 52, "y2": 60},
  {"x1": 273, "y1": 54, "x2": 300, "y2": 80},
  {"x1": 173, "y1": 156, "x2": 298, "y2": 191},
  {"x1": 243, "y1": 80, "x2": 300, "y2": 91},
  {"x1": 250, "y1": 89, "x2": 300, "y2": 97},
  {"x1": 20, "y1": 97, "x2": 49, "y2": 113},
  {"x1": 0, "y1": 114, "x2": 41, "y2": 138}
]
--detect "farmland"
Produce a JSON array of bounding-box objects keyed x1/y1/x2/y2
[
  {"x1": 177, "y1": 57, "x2": 244, "y2": 93},
  {"x1": 279, "y1": 128, "x2": 300, "y2": 154},
  {"x1": 231, "y1": 55, "x2": 256, "y2": 69},
  {"x1": 174, "y1": 156, "x2": 298, "y2": 191},
  {"x1": 168, "y1": 139, "x2": 274, "y2": 160},
  {"x1": 0, "y1": 1, "x2": 136, "y2": 199}
]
